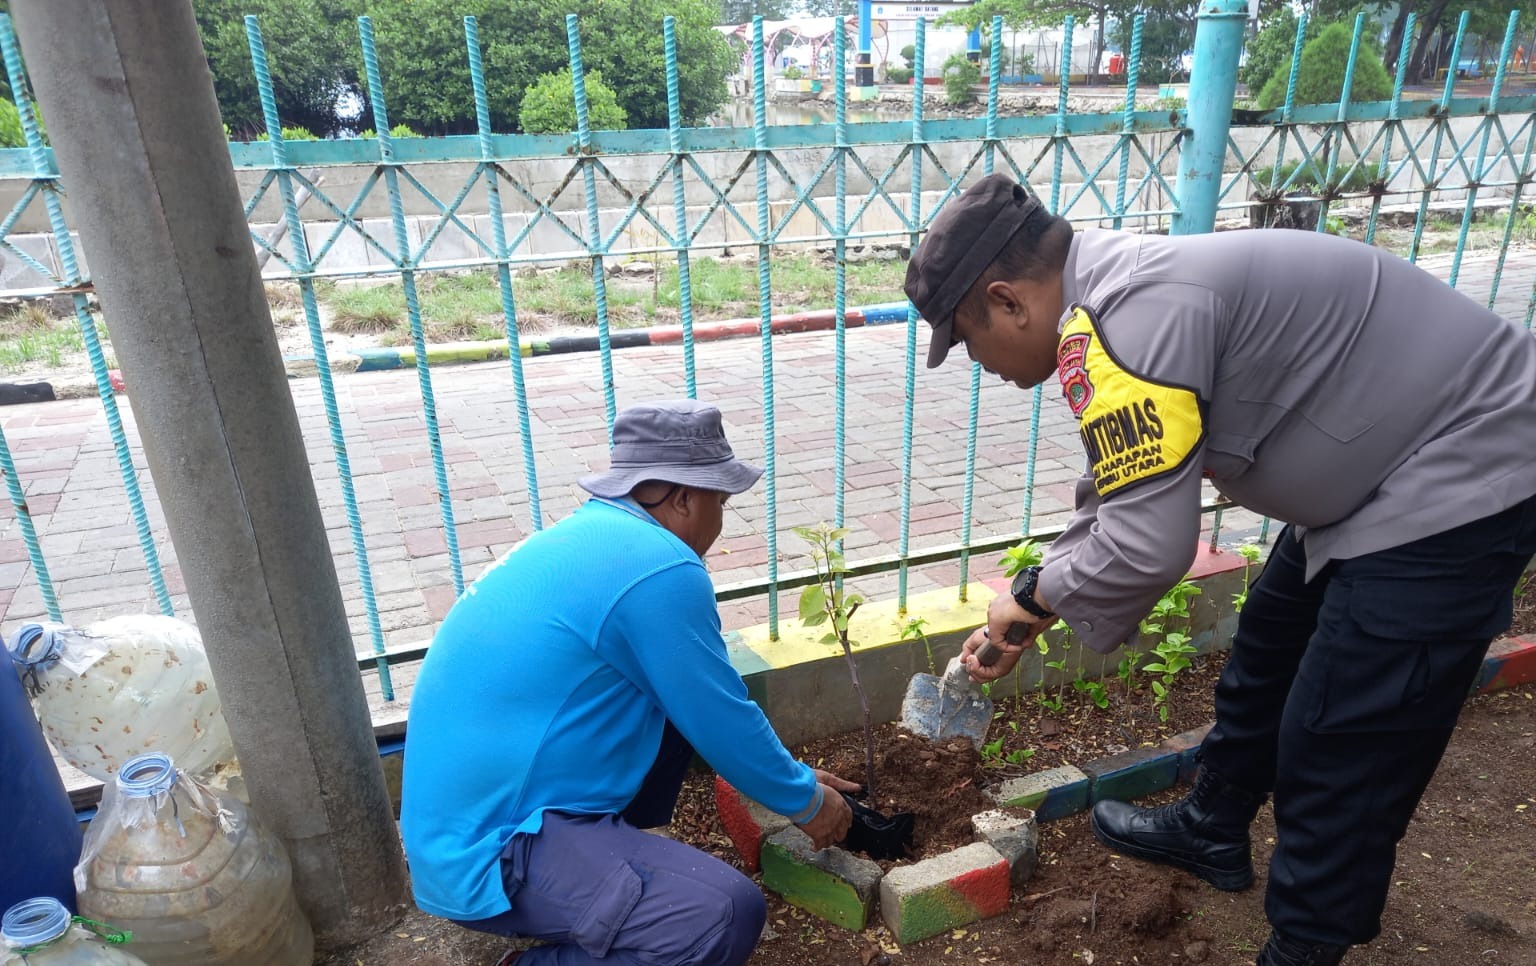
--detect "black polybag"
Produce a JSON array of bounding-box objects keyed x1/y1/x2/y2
[{"x1": 837, "y1": 792, "x2": 914, "y2": 860}]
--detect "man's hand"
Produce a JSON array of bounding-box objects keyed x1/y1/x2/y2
[
  {"x1": 796, "y1": 778, "x2": 855, "y2": 850},
  {"x1": 959, "y1": 594, "x2": 1051, "y2": 683}
]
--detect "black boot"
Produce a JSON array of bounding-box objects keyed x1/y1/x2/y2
[
  {"x1": 1089, "y1": 765, "x2": 1265, "y2": 891},
  {"x1": 1255, "y1": 930, "x2": 1348, "y2": 965}
]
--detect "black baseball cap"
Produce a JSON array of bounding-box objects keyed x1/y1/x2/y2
[{"x1": 903, "y1": 174, "x2": 1044, "y2": 368}]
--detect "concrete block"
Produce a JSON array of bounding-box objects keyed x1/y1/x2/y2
[
  {"x1": 1159, "y1": 723, "x2": 1214, "y2": 783},
  {"x1": 987, "y1": 765, "x2": 1090, "y2": 821},
  {"x1": 971, "y1": 808, "x2": 1038, "y2": 887},
  {"x1": 878, "y1": 841, "x2": 1010, "y2": 944},
  {"x1": 1083, "y1": 745, "x2": 1181, "y2": 803},
  {"x1": 713, "y1": 776, "x2": 791, "y2": 873},
  {"x1": 1473, "y1": 635, "x2": 1536, "y2": 694},
  {"x1": 760, "y1": 826, "x2": 883, "y2": 931}
]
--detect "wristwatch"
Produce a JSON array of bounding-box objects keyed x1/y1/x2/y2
[{"x1": 1010, "y1": 565, "x2": 1056, "y2": 621}]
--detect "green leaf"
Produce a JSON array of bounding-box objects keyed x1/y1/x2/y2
[
  {"x1": 828, "y1": 527, "x2": 851, "y2": 543},
  {"x1": 798, "y1": 585, "x2": 827, "y2": 621},
  {"x1": 819, "y1": 632, "x2": 840, "y2": 645},
  {"x1": 802, "y1": 611, "x2": 828, "y2": 627},
  {"x1": 1152, "y1": 680, "x2": 1167, "y2": 698}
]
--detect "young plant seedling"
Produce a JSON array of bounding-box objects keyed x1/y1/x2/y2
[
  {"x1": 795, "y1": 523, "x2": 877, "y2": 798},
  {"x1": 1232, "y1": 544, "x2": 1263, "y2": 612},
  {"x1": 898, "y1": 615, "x2": 935, "y2": 676}
]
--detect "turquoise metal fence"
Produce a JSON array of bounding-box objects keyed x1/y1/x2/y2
[{"x1": 0, "y1": 9, "x2": 1530, "y2": 701}]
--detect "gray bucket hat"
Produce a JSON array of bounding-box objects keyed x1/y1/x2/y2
[{"x1": 578, "y1": 399, "x2": 763, "y2": 499}]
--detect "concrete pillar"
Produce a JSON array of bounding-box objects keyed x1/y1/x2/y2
[
  {"x1": 1171, "y1": 0, "x2": 1246, "y2": 235},
  {"x1": 8, "y1": 0, "x2": 408, "y2": 948}
]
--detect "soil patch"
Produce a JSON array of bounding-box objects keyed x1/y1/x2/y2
[{"x1": 319, "y1": 658, "x2": 1535, "y2": 965}]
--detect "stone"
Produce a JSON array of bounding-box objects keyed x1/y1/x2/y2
[{"x1": 971, "y1": 808, "x2": 1038, "y2": 886}]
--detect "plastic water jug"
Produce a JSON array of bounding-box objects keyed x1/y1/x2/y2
[
  {"x1": 74, "y1": 753, "x2": 313, "y2": 966},
  {"x1": 1, "y1": 638, "x2": 82, "y2": 914},
  {"x1": 7, "y1": 617, "x2": 238, "y2": 788},
  {"x1": 1, "y1": 897, "x2": 147, "y2": 964}
]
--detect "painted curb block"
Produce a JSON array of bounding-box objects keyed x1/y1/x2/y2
[
  {"x1": 987, "y1": 765, "x2": 1091, "y2": 820},
  {"x1": 1160, "y1": 722, "x2": 1215, "y2": 784},
  {"x1": 878, "y1": 842, "x2": 1011, "y2": 944},
  {"x1": 760, "y1": 825, "x2": 883, "y2": 931},
  {"x1": 713, "y1": 776, "x2": 791, "y2": 873},
  {"x1": 1473, "y1": 635, "x2": 1536, "y2": 694},
  {"x1": 275, "y1": 300, "x2": 913, "y2": 380},
  {"x1": 1083, "y1": 745, "x2": 1182, "y2": 804},
  {"x1": 971, "y1": 808, "x2": 1039, "y2": 887}
]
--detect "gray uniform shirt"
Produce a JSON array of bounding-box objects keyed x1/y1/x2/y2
[{"x1": 1039, "y1": 228, "x2": 1536, "y2": 653}]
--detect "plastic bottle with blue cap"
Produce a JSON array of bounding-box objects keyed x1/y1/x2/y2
[
  {"x1": 73, "y1": 752, "x2": 312, "y2": 966},
  {"x1": 1, "y1": 896, "x2": 146, "y2": 964}
]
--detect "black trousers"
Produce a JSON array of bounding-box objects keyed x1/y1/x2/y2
[{"x1": 1201, "y1": 493, "x2": 1536, "y2": 947}]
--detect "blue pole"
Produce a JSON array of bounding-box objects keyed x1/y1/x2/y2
[
  {"x1": 1171, "y1": 0, "x2": 1246, "y2": 235},
  {"x1": 968, "y1": 26, "x2": 982, "y2": 62},
  {"x1": 857, "y1": 0, "x2": 874, "y2": 87}
]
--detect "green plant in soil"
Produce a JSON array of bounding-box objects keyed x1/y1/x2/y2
[
  {"x1": 898, "y1": 615, "x2": 935, "y2": 676},
  {"x1": 1141, "y1": 578, "x2": 1202, "y2": 723},
  {"x1": 795, "y1": 523, "x2": 876, "y2": 798},
  {"x1": 1232, "y1": 544, "x2": 1264, "y2": 612}
]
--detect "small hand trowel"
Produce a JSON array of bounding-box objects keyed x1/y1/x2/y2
[{"x1": 899, "y1": 624, "x2": 1028, "y2": 747}]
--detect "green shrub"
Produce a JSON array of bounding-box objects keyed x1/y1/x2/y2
[
  {"x1": 1240, "y1": 9, "x2": 1317, "y2": 96},
  {"x1": 900, "y1": 44, "x2": 915, "y2": 69},
  {"x1": 942, "y1": 53, "x2": 980, "y2": 106},
  {"x1": 357, "y1": 123, "x2": 422, "y2": 139},
  {"x1": 886, "y1": 65, "x2": 913, "y2": 84},
  {"x1": 0, "y1": 99, "x2": 45, "y2": 148},
  {"x1": 1249, "y1": 156, "x2": 1376, "y2": 196},
  {"x1": 518, "y1": 68, "x2": 627, "y2": 135},
  {"x1": 1256, "y1": 22, "x2": 1392, "y2": 110},
  {"x1": 255, "y1": 125, "x2": 319, "y2": 142},
  {"x1": 782, "y1": 64, "x2": 804, "y2": 81}
]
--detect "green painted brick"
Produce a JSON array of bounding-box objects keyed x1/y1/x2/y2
[
  {"x1": 988, "y1": 765, "x2": 1090, "y2": 821},
  {"x1": 760, "y1": 827, "x2": 882, "y2": 930},
  {"x1": 1083, "y1": 746, "x2": 1180, "y2": 803},
  {"x1": 878, "y1": 843, "x2": 1011, "y2": 944}
]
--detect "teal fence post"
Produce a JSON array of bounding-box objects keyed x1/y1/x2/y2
[{"x1": 1171, "y1": 0, "x2": 1247, "y2": 235}]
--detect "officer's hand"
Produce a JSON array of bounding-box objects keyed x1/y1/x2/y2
[
  {"x1": 796, "y1": 783, "x2": 853, "y2": 851},
  {"x1": 960, "y1": 594, "x2": 1046, "y2": 682}
]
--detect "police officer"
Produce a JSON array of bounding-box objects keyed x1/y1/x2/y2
[{"x1": 906, "y1": 173, "x2": 1536, "y2": 965}]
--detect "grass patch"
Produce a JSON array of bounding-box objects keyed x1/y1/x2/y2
[
  {"x1": 0, "y1": 324, "x2": 83, "y2": 372},
  {"x1": 330, "y1": 283, "x2": 407, "y2": 333}
]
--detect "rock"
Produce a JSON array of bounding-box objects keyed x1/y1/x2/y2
[{"x1": 1184, "y1": 940, "x2": 1209, "y2": 962}]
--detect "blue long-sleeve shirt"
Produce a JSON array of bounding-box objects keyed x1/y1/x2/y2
[{"x1": 400, "y1": 497, "x2": 820, "y2": 921}]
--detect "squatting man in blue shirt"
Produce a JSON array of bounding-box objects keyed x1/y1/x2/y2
[
  {"x1": 909, "y1": 174, "x2": 1536, "y2": 966},
  {"x1": 400, "y1": 399, "x2": 858, "y2": 966}
]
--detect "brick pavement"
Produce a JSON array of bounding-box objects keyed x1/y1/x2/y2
[{"x1": 0, "y1": 248, "x2": 1530, "y2": 719}]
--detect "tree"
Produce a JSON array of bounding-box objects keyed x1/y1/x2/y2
[
  {"x1": 195, "y1": 0, "x2": 362, "y2": 138},
  {"x1": 719, "y1": 0, "x2": 796, "y2": 26},
  {"x1": 1256, "y1": 21, "x2": 1393, "y2": 109},
  {"x1": 1241, "y1": 7, "x2": 1319, "y2": 96},
  {"x1": 519, "y1": 69, "x2": 627, "y2": 134},
  {"x1": 1110, "y1": 3, "x2": 1197, "y2": 85},
  {"x1": 358, "y1": 0, "x2": 732, "y2": 133},
  {"x1": 937, "y1": 1, "x2": 1199, "y2": 85}
]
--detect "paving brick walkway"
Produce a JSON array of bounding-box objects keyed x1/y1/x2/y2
[{"x1": 0, "y1": 247, "x2": 1531, "y2": 718}]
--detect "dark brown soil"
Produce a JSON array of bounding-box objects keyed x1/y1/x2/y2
[{"x1": 319, "y1": 648, "x2": 1536, "y2": 966}]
